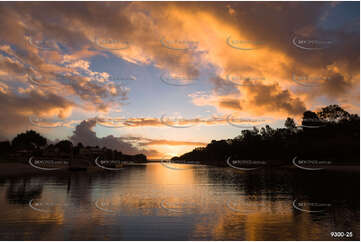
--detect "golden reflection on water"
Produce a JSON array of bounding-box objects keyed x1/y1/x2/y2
[
  {"x1": 0, "y1": 163, "x2": 358, "y2": 240},
  {"x1": 145, "y1": 162, "x2": 197, "y2": 185}
]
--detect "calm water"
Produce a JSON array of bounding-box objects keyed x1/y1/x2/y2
[{"x1": 0, "y1": 163, "x2": 359, "y2": 240}]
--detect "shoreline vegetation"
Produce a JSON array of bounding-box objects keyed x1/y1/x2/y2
[
  {"x1": 171, "y1": 104, "x2": 360, "y2": 166},
  {"x1": 0, "y1": 161, "x2": 358, "y2": 179},
  {"x1": 0, "y1": 104, "x2": 359, "y2": 176},
  {"x1": 0, "y1": 130, "x2": 147, "y2": 173}
]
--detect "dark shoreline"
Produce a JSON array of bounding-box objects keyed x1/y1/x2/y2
[{"x1": 0, "y1": 161, "x2": 359, "y2": 179}]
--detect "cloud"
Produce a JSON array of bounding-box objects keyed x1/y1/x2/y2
[
  {"x1": 190, "y1": 80, "x2": 307, "y2": 117},
  {"x1": 96, "y1": 114, "x2": 270, "y2": 128},
  {"x1": 129, "y1": 137, "x2": 207, "y2": 147},
  {"x1": 219, "y1": 99, "x2": 242, "y2": 111},
  {"x1": 0, "y1": 2, "x2": 358, "y2": 143},
  {"x1": 241, "y1": 82, "x2": 307, "y2": 116},
  {"x1": 0, "y1": 88, "x2": 74, "y2": 140},
  {"x1": 69, "y1": 119, "x2": 161, "y2": 158}
]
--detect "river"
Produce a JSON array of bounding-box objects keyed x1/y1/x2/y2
[{"x1": 0, "y1": 163, "x2": 358, "y2": 240}]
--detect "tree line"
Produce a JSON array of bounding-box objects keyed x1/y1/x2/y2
[
  {"x1": 0, "y1": 131, "x2": 147, "y2": 162},
  {"x1": 171, "y1": 105, "x2": 360, "y2": 166}
]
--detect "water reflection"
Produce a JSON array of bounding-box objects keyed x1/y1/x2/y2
[
  {"x1": 6, "y1": 178, "x2": 43, "y2": 204},
  {"x1": 0, "y1": 163, "x2": 358, "y2": 240}
]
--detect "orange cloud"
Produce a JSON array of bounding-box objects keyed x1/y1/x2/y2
[{"x1": 0, "y1": 2, "x2": 358, "y2": 143}]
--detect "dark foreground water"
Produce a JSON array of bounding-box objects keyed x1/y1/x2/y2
[{"x1": 0, "y1": 163, "x2": 359, "y2": 240}]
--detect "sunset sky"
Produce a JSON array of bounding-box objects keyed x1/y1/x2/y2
[{"x1": 0, "y1": 2, "x2": 359, "y2": 159}]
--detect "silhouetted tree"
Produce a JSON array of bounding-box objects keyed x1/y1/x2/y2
[
  {"x1": 285, "y1": 117, "x2": 296, "y2": 130},
  {"x1": 317, "y1": 104, "x2": 350, "y2": 121},
  {"x1": 54, "y1": 140, "x2": 73, "y2": 153},
  {"x1": 12, "y1": 130, "x2": 47, "y2": 150},
  {"x1": 173, "y1": 105, "x2": 360, "y2": 165},
  {"x1": 0, "y1": 141, "x2": 11, "y2": 156}
]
